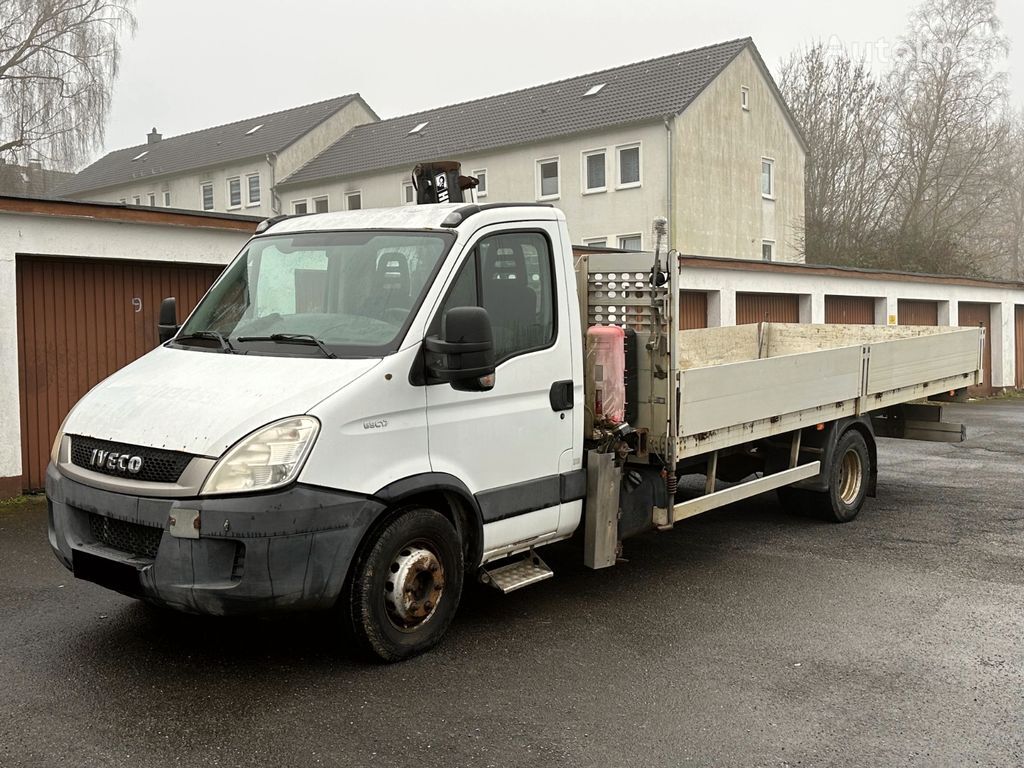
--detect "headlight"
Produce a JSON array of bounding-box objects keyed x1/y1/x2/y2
[{"x1": 201, "y1": 416, "x2": 320, "y2": 495}]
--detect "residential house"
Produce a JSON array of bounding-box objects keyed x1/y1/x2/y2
[{"x1": 56, "y1": 95, "x2": 378, "y2": 216}]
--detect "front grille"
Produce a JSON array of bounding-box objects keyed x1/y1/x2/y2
[
  {"x1": 70, "y1": 435, "x2": 192, "y2": 484},
  {"x1": 89, "y1": 513, "x2": 163, "y2": 560}
]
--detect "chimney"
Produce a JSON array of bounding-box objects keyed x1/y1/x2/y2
[
  {"x1": 147, "y1": 127, "x2": 162, "y2": 144},
  {"x1": 28, "y1": 157, "x2": 41, "y2": 170}
]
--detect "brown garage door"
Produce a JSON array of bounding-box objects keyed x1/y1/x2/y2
[
  {"x1": 1017, "y1": 306, "x2": 1024, "y2": 389},
  {"x1": 897, "y1": 299, "x2": 938, "y2": 326},
  {"x1": 958, "y1": 302, "x2": 993, "y2": 397},
  {"x1": 679, "y1": 291, "x2": 708, "y2": 330},
  {"x1": 736, "y1": 292, "x2": 800, "y2": 325},
  {"x1": 16, "y1": 256, "x2": 224, "y2": 491},
  {"x1": 825, "y1": 295, "x2": 876, "y2": 325}
]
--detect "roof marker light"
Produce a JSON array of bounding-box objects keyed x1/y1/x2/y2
[
  {"x1": 409, "y1": 121, "x2": 429, "y2": 135},
  {"x1": 584, "y1": 83, "x2": 606, "y2": 97},
  {"x1": 246, "y1": 124, "x2": 264, "y2": 135}
]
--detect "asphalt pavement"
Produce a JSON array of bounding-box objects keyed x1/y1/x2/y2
[{"x1": 2, "y1": 398, "x2": 1023, "y2": 767}]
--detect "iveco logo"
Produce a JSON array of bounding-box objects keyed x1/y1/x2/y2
[
  {"x1": 362, "y1": 419, "x2": 388, "y2": 430},
  {"x1": 89, "y1": 449, "x2": 143, "y2": 474}
]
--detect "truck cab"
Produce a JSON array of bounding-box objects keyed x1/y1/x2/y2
[{"x1": 47, "y1": 202, "x2": 586, "y2": 661}]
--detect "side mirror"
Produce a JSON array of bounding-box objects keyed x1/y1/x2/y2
[
  {"x1": 424, "y1": 306, "x2": 495, "y2": 391},
  {"x1": 158, "y1": 297, "x2": 179, "y2": 343}
]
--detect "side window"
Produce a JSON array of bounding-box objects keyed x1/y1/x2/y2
[{"x1": 436, "y1": 231, "x2": 555, "y2": 362}]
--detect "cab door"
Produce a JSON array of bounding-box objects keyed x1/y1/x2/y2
[{"x1": 424, "y1": 224, "x2": 576, "y2": 557}]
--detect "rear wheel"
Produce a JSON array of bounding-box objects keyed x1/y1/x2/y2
[
  {"x1": 347, "y1": 507, "x2": 463, "y2": 662},
  {"x1": 777, "y1": 429, "x2": 871, "y2": 523}
]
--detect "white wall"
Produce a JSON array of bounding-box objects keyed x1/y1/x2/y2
[
  {"x1": 0, "y1": 210, "x2": 251, "y2": 487},
  {"x1": 279, "y1": 121, "x2": 671, "y2": 250},
  {"x1": 680, "y1": 260, "x2": 1022, "y2": 388}
]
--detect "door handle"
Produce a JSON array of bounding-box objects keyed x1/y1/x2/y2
[{"x1": 549, "y1": 380, "x2": 574, "y2": 411}]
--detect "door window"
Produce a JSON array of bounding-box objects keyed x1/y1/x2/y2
[{"x1": 436, "y1": 231, "x2": 556, "y2": 362}]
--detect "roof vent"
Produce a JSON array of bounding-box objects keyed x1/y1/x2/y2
[
  {"x1": 131, "y1": 150, "x2": 149, "y2": 161},
  {"x1": 246, "y1": 124, "x2": 264, "y2": 135},
  {"x1": 583, "y1": 83, "x2": 606, "y2": 97},
  {"x1": 409, "y1": 121, "x2": 428, "y2": 135}
]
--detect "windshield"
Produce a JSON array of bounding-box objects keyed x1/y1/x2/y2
[{"x1": 176, "y1": 230, "x2": 455, "y2": 357}]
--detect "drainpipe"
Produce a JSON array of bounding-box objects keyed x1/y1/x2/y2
[
  {"x1": 266, "y1": 152, "x2": 280, "y2": 215},
  {"x1": 663, "y1": 116, "x2": 674, "y2": 251}
]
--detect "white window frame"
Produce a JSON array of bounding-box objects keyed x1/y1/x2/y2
[
  {"x1": 581, "y1": 149, "x2": 607, "y2": 194},
  {"x1": 741, "y1": 86, "x2": 750, "y2": 111},
  {"x1": 132, "y1": 195, "x2": 141, "y2": 205},
  {"x1": 163, "y1": 191, "x2": 171, "y2": 207},
  {"x1": 582, "y1": 237, "x2": 609, "y2": 249},
  {"x1": 312, "y1": 195, "x2": 329, "y2": 213},
  {"x1": 536, "y1": 157, "x2": 560, "y2": 201},
  {"x1": 617, "y1": 233, "x2": 643, "y2": 251},
  {"x1": 246, "y1": 173, "x2": 261, "y2": 207},
  {"x1": 118, "y1": 198, "x2": 126, "y2": 204},
  {"x1": 616, "y1": 143, "x2": 642, "y2": 190},
  {"x1": 200, "y1": 183, "x2": 214, "y2": 211},
  {"x1": 345, "y1": 190, "x2": 362, "y2": 210},
  {"x1": 762, "y1": 239, "x2": 775, "y2": 262},
  {"x1": 226, "y1": 176, "x2": 242, "y2": 210},
  {"x1": 761, "y1": 157, "x2": 775, "y2": 200},
  {"x1": 471, "y1": 168, "x2": 487, "y2": 198},
  {"x1": 401, "y1": 181, "x2": 416, "y2": 205},
  {"x1": 146, "y1": 193, "x2": 156, "y2": 207},
  {"x1": 292, "y1": 199, "x2": 309, "y2": 214}
]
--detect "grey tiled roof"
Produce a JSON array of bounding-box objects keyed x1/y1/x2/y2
[
  {"x1": 0, "y1": 163, "x2": 74, "y2": 197},
  {"x1": 57, "y1": 95, "x2": 363, "y2": 196},
  {"x1": 281, "y1": 38, "x2": 752, "y2": 186}
]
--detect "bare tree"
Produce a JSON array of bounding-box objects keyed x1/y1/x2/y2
[
  {"x1": 885, "y1": 0, "x2": 1010, "y2": 274},
  {"x1": 0, "y1": 0, "x2": 135, "y2": 170},
  {"x1": 780, "y1": 43, "x2": 895, "y2": 267}
]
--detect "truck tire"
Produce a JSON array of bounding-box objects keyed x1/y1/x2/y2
[
  {"x1": 777, "y1": 429, "x2": 871, "y2": 523},
  {"x1": 347, "y1": 507, "x2": 463, "y2": 662}
]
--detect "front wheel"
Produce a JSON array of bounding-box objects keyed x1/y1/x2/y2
[{"x1": 347, "y1": 507, "x2": 463, "y2": 662}]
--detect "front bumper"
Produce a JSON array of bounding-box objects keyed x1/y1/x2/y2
[{"x1": 46, "y1": 463, "x2": 386, "y2": 615}]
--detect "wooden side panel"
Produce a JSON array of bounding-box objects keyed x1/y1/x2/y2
[
  {"x1": 736, "y1": 292, "x2": 800, "y2": 325},
  {"x1": 864, "y1": 328, "x2": 982, "y2": 395},
  {"x1": 16, "y1": 257, "x2": 224, "y2": 491},
  {"x1": 678, "y1": 346, "x2": 864, "y2": 436},
  {"x1": 1016, "y1": 306, "x2": 1024, "y2": 389},
  {"x1": 897, "y1": 299, "x2": 938, "y2": 326},
  {"x1": 957, "y1": 302, "x2": 994, "y2": 396},
  {"x1": 679, "y1": 291, "x2": 708, "y2": 330},
  {"x1": 825, "y1": 295, "x2": 875, "y2": 325}
]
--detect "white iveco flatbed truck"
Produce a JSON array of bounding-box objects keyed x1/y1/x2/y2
[{"x1": 47, "y1": 163, "x2": 984, "y2": 661}]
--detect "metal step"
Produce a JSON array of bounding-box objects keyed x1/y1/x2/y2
[{"x1": 480, "y1": 551, "x2": 553, "y2": 593}]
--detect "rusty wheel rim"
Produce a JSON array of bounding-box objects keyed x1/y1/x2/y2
[
  {"x1": 838, "y1": 449, "x2": 863, "y2": 506},
  {"x1": 383, "y1": 542, "x2": 445, "y2": 631}
]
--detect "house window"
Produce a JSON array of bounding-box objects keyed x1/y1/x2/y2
[
  {"x1": 132, "y1": 195, "x2": 141, "y2": 205},
  {"x1": 118, "y1": 198, "x2": 126, "y2": 204},
  {"x1": 163, "y1": 191, "x2": 171, "y2": 207},
  {"x1": 618, "y1": 234, "x2": 642, "y2": 251},
  {"x1": 247, "y1": 174, "x2": 261, "y2": 206},
  {"x1": 617, "y1": 144, "x2": 641, "y2": 188},
  {"x1": 583, "y1": 150, "x2": 606, "y2": 193},
  {"x1": 472, "y1": 169, "x2": 487, "y2": 198},
  {"x1": 201, "y1": 183, "x2": 214, "y2": 211},
  {"x1": 313, "y1": 195, "x2": 329, "y2": 213},
  {"x1": 227, "y1": 177, "x2": 242, "y2": 208},
  {"x1": 147, "y1": 193, "x2": 155, "y2": 206},
  {"x1": 537, "y1": 158, "x2": 559, "y2": 199},
  {"x1": 762, "y1": 240, "x2": 775, "y2": 261},
  {"x1": 583, "y1": 237, "x2": 608, "y2": 249},
  {"x1": 292, "y1": 199, "x2": 308, "y2": 214},
  {"x1": 403, "y1": 182, "x2": 415, "y2": 204},
  {"x1": 761, "y1": 158, "x2": 775, "y2": 198},
  {"x1": 346, "y1": 191, "x2": 362, "y2": 210},
  {"x1": 741, "y1": 86, "x2": 750, "y2": 111}
]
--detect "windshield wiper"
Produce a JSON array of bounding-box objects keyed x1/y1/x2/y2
[
  {"x1": 174, "y1": 331, "x2": 237, "y2": 354},
  {"x1": 237, "y1": 333, "x2": 338, "y2": 359}
]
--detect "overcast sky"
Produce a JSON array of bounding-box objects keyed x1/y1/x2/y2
[{"x1": 97, "y1": 0, "x2": 1024, "y2": 162}]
